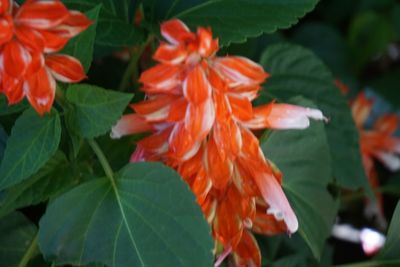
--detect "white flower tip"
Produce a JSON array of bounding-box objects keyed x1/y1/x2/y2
[
  {"x1": 110, "y1": 127, "x2": 121, "y2": 139},
  {"x1": 267, "y1": 207, "x2": 299, "y2": 234}
]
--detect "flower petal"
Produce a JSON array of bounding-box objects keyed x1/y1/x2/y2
[
  {"x1": 205, "y1": 135, "x2": 233, "y2": 189},
  {"x1": 0, "y1": 0, "x2": 10, "y2": 15},
  {"x1": 167, "y1": 97, "x2": 188, "y2": 122},
  {"x1": 160, "y1": 19, "x2": 195, "y2": 45},
  {"x1": 352, "y1": 92, "x2": 373, "y2": 128},
  {"x1": 15, "y1": 25, "x2": 45, "y2": 52},
  {"x1": 138, "y1": 127, "x2": 171, "y2": 154},
  {"x1": 227, "y1": 94, "x2": 253, "y2": 121},
  {"x1": 169, "y1": 122, "x2": 200, "y2": 160},
  {"x1": 213, "y1": 119, "x2": 242, "y2": 160},
  {"x1": 192, "y1": 168, "x2": 212, "y2": 205},
  {"x1": 374, "y1": 114, "x2": 398, "y2": 135},
  {"x1": 233, "y1": 231, "x2": 261, "y2": 267},
  {"x1": 252, "y1": 202, "x2": 287, "y2": 235},
  {"x1": 373, "y1": 151, "x2": 400, "y2": 172},
  {"x1": 131, "y1": 95, "x2": 178, "y2": 122},
  {"x1": 153, "y1": 43, "x2": 187, "y2": 65},
  {"x1": 140, "y1": 64, "x2": 181, "y2": 94},
  {"x1": 25, "y1": 67, "x2": 56, "y2": 115},
  {"x1": 197, "y1": 27, "x2": 218, "y2": 58},
  {"x1": 2, "y1": 74, "x2": 25, "y2": 104},
  {"x1": 16, "y1": 0, "x2": 69, "y2": 29},
  {"x1": 184, "y1": 97, "x2": 215, "y2": 142},
  {"x1": 213, "y1": 186, "x2": 244, "y2": 248},
  {"x1": 45, "y1": 54, "x2": 86, "y2": 83},
  {"x1": 245, "y1": 103, "x2": 326, "y2": 130},
  {"x1": 183, "y1": 65, "x2": 211, "y2": 104},
  {"x1": 213, "y1": 56, "x2": 268, "y2": 87},
  {"x1": 52, "y1": 10, "x2": 92, "y2": 38},
  {"x1": 111, "y1": 114, "x2": 153, "y2": 139},
  {"x1": 0, "y1": 15, "x2": 13, "y2": 46},
  {"x1": 39, "y1": 29, "x2": 69, "y2": 53},
  {"x1": 3, "y1": 40, "x2": 32, "y2": 78}
]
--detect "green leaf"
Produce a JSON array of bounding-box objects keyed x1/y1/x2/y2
[
  {"x1": 377, "y1": 200, "x2": 400, "y2": 260},
  {"x1": 146, "y1": 0, "x2": 319, "y2": 46},
  {"x1": 0, "y1": 125, "x2": 7, "y2": 161},
  {"x1": 260, "y1": 43, "x2": 369, "y2": 192},
  {"x1": 0, "y1": 151, "x2": 78, "y2": 218},
  {"x1": 348, "y1": 11, "x2": 394, "y2": 71},
  {"x1": 0, "y1": 109, "x2": 61, "y2": 191},
  {"x1": 0, "y1": 95, "x2": 28, "y2": 116},
  {"x1": 62, "y1": 1, "x2": 144, "y2": 48},
  {"x1": 0, "y1": 212, "x2": 38, "y2": 267},
  {"x1": 262, "y1": 97, "x2": 337, "y2": 259},
  {"x1": 292, "y1": 22, "x2": 352, "y2": 78},
  {"x1": 39, "y1": 162, "x2": 214, "y2": 267},
  {"x1": 62, "y1": 5, "x2": 101, "y2": 72},
  {"x1": 66, "y1": 84, "x2": 133, "y2": 138},
  {"x1": 62, "y1": 0, "x2": 133, "y2": 22}
]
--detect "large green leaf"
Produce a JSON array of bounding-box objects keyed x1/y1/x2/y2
[
  {"x1": 62, "y1": 5, "x2": 101, "y2": 72},
  {"x1": 292, "y1": 23, "x2": 352, "y2": 80},
  {"x1": 146, "y1": 0, "x2": 318, "y2": 46},
  {"x1": 0, "y1": 151, "x2": 78, "y2": 218},
  {"x1": 0, "y1": 212, "x2": 38, "y2": 267},
  {"x1": 260, "y1": 43, "x2": 369, "y2": 191},
  {"x1": 39, "y1": 162, "x2": 214, "y2": 267},
  {"x1": 377, "y1": 200, "x2": 400, "y2": 260},
  {"x1": 262, "y1": 97, "x2": 337, "y2": 259},
  {"x1": 0, "y1": 109, "x2": 61, "y2": 191},
  {"x1": 66, "y1": 84, "x2": 133, "y2": 138},
  {"x1": 62, "y1": 0, "x2": 144, "y2": 48}
]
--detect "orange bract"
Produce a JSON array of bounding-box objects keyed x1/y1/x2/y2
[
  {"x1": 0, "y1": 0, "x2": 91, "y2": 114},
  {"x1": 112, "y1": 19, "x2": 327, "y2": 266},
  {"x1": 351, "y1": 92, "x2": 400, "y2": 226}
]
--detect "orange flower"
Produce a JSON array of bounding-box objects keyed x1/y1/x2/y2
[
  {"x1": 351, "y1": 92, "x2": 400, "y2": 223},
  {"x1": 0, "y1": 0, "x2": 91, "y2": 114},
  {"x1": 112, "y1": 19, "x2": 326, "y2": 266}
]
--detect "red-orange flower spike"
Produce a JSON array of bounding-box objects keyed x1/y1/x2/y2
[
  {"x1": 112, "y1": 19, "x2": 327, "y2": 266},
  {"x1": 351, "y1": 92, "x2": 400, "y2": 226},
  {"x1": 0, "y1": 0, "x2": 91, "y2": 114}
]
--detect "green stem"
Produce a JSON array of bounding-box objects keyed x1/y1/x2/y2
[
  {"x1": 18, "y1": 233, "x2": 38, "y2": 267},
  {"x1": 118, "y1": 35, "x2": 154, "y2": 91},
  {"x1": 87, "y1": 139, "x2": 114, "y2": 180}
]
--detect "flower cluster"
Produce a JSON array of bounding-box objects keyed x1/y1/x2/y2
[
  {"x1": 351, "y1": 92, "x2": 400, "y2": 226},
  {"x1": 112, "y1": 19, "x2": 326, "y2": 266},
  {"x1": 0, "y1": 0, "x2": 91, "y2": 114}
]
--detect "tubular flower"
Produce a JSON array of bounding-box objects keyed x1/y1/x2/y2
[
  {"x1": 351, "y1": 92, "x2": 400, "y2": 224},
  {"x1": 0, "y1": 0, "x2": 91, "y2": 114},
  {"x1": 112, "y1": 19, "x2": 326, "y2": 266}
]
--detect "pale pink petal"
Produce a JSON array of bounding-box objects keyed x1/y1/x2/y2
[
  {"x1": 111, "y1": 114, "x2": 152, "y2": 139},
  {"x1": 373, "y1": 151, "x2": 400, "y2": 172},
  {"x1": 254, "y1": 171, "x2": 298, "y2": 233},
  {"x1": 245, "y1": 103, "x2": 327, "y2": 130}
]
